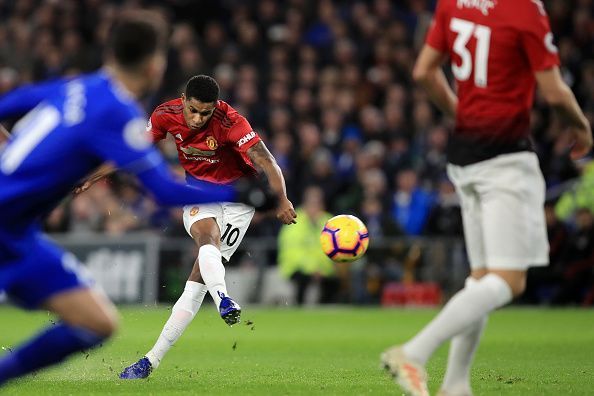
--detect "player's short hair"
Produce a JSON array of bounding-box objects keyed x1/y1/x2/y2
[
  {"x1": 185, "y1": 75, "x2": 220, "y2": 103},
  {"x1": 107, "y1": 10, "x2": 168, "y2": 69}
]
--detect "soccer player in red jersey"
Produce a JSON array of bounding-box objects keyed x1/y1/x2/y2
[
  {"x1": 120, "y1": 75, "x2": 296, "y2": 379},
  {"x1": 381, "y1": 1, "x2": 592, "y2": 395}
]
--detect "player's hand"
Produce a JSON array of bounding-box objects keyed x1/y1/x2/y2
[
  {"x1": 570, "y1": 125, "x2": 593, "y2": 160},
  {"x1": 276, "y1": 197, "x2": 297, "y2": 225}
]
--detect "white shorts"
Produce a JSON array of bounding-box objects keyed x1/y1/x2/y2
[
  {"x1": 447, "y1": 152, "x2": 549, "y2": 271},
  {"x1": 182, "y1": 202, "x2": 255, "y2": 261}
]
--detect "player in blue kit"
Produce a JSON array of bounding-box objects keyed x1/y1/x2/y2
[{"x1": 0, "y1": 11, "x2": 265, "y2": 387}]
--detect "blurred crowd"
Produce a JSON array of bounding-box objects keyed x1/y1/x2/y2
[{"x1": 1, "y1": 0, "x2": 594, "y2": 305}]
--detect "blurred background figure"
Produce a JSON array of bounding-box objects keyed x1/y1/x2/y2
[
  {"x1": 552, "y1": 208, "x2": 594, "y2": 305},
  {"x1": 391, "y1": 168, "x2": 434, "y2": 236},
  {"x1": 278, "y1": 186, "x2": 336, "y2": 305}
]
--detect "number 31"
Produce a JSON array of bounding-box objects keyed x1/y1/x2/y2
[{"x1": 450, "y1": 18, "x2": 491, "y2": 88}]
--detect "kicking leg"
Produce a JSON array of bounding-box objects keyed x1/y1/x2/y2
[{"x1": 191, "y1": 218, "x2": 241, "y2": 325}]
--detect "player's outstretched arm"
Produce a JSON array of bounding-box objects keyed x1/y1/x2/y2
[
  {"x1": 247, "y1": 141, "x2": 297, "y2": 224},
  {"x1": 413, "y1": 45, "x2": 458, "y2": 118},
  {"x1": 0, "y1": 79, "x2": 65, "y2": 120},
  {"x1": 0, "y1": 123, "x2": 10, "y2": 145},
  {"x1": 73, "y1": 163, "x2": 116, "y2": 194},
  {"x1": 134, "y1": 159, "x2": 236, "y2": 206},
  {"x1": 536, "y1": 67, "x2": 593, "y2": 159},
  {"x1": 131, "y1": 156, "x2": 274, "y2": 209}
]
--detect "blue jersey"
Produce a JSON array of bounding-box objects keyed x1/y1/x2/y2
[{"x1": 0, "y1": 71, "x2": 235, "y2": 231}]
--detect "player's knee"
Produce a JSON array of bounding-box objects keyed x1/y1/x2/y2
[
  {"x1": 490, "y1": 270, "x2": 526, "y2": 298},
  {"x1": 93, "y1": 311, "x2": 119, "y2": 337},
  {"x1": 81, "y1": 308, "x2": 119, "y2": 337},
  {"x1": 510, "y1": 277, "x2": 527, "y2": 297}
]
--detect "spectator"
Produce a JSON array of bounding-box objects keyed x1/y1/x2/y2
[
  {"x1": 391, "y1": 168, "x2": 434, "y2": 235},
  {"x1": 522, "y1": 202, "x2": 570, "y2": 304},
  {"x1": 425, "y1": 179, "x2": 463, "y2": 236},
  {"x1": 552, "y1": 208, "x2": 594, "y2": 305},
  {"x1": 277, "y1": 186, "x2": 336, "y2": 305}
]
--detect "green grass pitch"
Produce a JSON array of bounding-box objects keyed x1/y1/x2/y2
[{"x1": 1, "y1": 306, "x2": 593, "y2": 395}]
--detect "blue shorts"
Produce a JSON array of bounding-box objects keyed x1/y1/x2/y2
[{"x1": 0, "y1": 228, "x2": 91, "y2": 309}]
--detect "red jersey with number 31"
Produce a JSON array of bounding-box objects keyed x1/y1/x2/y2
[
  {"x1": 148, "y1": 98, "x2": 261, "y2": 185},
  {"x1": 426, "y1": 0, "x2": 560, "y2": 165}
]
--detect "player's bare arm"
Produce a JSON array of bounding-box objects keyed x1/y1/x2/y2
[
  {"x1": 73, "y1": 163, "x2": 116, "y2": 194},
  {"x1": 412, "y1": 45, "x2": 458, "y2": 118},
  {"x1": 247, "y1": 141, "x2": 297, "y2": 225},
  {"x1": 0, "y1": 123, "x2": 10, "y2": 144},
  {"x1": 535, "y1": 67, "x2": 593, "y2": 159}
]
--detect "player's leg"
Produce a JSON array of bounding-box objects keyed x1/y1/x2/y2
[
  {"x1": 382, "y1": 164, "x2": 485, "y2": 396},
  {"x1": 192, "y1": 217, "x2": 230, "y2": 310},
  {"x1": 398, "y1": 157, "x2": 533, "y2": 362},
  {"x1": 438, "y1": 170, "x2": 490, "y2": 396},
  {"x1": 121, "y1": 205, "x2": 218, "y2": 378},
  {"x1": 423, "y1": 153, "x2": 545, "y2": 396},
  {"x1": 439, "y1": 270, "x2": 488, "y2": 396},
  {"x1": 0, "y1": 240, "x2": 116, "y2": 386},
  {"x1": 137, "y1": 257, "x2": 208, "y2": 373},
  {"x1": 122, "y1": 203, "x2": 253, "y2": 378},
  {"x1": 199, "y1": 202, "x2": 254, "y2": 324}
]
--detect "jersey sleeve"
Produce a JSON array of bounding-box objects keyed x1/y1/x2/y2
[
  {"x1": 147, "y1": 110, "x2": 168, "y2": 142},
  {"x1": 228, "y1": 117, "x2": 261, "y2": 154},
  {"x1": 0, "y1": 78, "x2": 66, "y2": 120},
  {"x1": 519, "y1": 1, "x2": 560, "y2": 72},
  {"x1": 87, "y1": 111, "x2": 165, "y2": 175},
  {"x1": 425, "y1": 0, "x2": 448, "y2": 52}
]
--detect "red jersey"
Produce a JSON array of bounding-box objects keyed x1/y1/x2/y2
[
  {"x1": 148, "y1": 99, "x2": 261, "y2": 185},
  {"x1": 426, "y1": 0, "x2": 560, "y2": 165}
]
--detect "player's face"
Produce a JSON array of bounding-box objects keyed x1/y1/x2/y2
[{"x1": 182, "y1": 95, "x2": 216, "y2": 130}]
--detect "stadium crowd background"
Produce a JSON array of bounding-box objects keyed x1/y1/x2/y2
[{"x1": 1, "y1": 0, "x2": 593, "y2": 305}]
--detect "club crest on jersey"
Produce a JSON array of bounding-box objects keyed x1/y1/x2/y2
[
  {"x1": 206, "y1": 136, "x2": 218, "y2": 150},
  {"x1": 189, "y1": 207, "x2": 199, "y2": 216},
  {"x1": 456, "y1": 0, "x2": 496, "y2": 15},
  {"x1": 237, "y1": 131, "x2": 256, "y2": 147}
]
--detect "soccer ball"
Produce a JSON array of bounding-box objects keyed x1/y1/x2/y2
[{"x1": 320, "y1": 214, "x2": 369, "y2": 262}]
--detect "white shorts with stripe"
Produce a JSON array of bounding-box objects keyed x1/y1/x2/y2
[
  {"x1": 182, "y1": 202, "x2": 255, "y2": 261},
  {"x1": 447, "y1": 151, "x2": 549, "y2": 271}
]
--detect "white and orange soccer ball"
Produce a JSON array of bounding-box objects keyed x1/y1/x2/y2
[{"x1": 320, "y1": 214, "x2": 369, "y2": 262}]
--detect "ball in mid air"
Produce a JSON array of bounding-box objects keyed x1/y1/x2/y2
[{"x1": 320, "y1": 214, "x2": 369, "y2": 262}]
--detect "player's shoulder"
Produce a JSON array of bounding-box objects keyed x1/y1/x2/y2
[
  {"x1": 81, "y1": 72, "x2": 143, "y2": 125},
  {"x1": 515, "y1": 0, "x2": 550, "y2": 20},
  {"x1": 154, "y1": 98, "x2": 183, "y2": 116},
  {"x1": 212, "y1": 100, "x2": 247, "y2": 129},
  {"x1": 445, "y1": 0, "x2": 547, "y2": 27}
]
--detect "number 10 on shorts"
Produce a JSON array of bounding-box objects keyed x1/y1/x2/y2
[{"x1": 221, "y1": 223, "x2": 240, "y2": 247}]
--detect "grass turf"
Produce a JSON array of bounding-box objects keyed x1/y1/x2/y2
[{"x1": 0, "y1": 306, "x2": 592, "y2": 395}]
